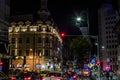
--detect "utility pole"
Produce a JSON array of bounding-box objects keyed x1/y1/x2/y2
[{"x1": 33, "y1": 32, "x2": 35, "y2": 71}]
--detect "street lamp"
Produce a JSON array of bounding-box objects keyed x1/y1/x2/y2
[
  {"x1": 75, "y1": 9, "x2": 89, "y2": 36},
  {"x1": 76, "y1": 17, "x2": 82, "y2": 22}
]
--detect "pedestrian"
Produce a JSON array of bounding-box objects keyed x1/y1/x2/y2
[
  {"x1": 109, "y1": 71, "x2": 113, "y2": 80},
  {"x1": 106, "y1": 72, "x2": 109, "y2": 80}
]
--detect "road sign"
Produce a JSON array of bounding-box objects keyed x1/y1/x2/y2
[
  {"x1": 88, "y1": 63, "x2": 93, "y2": 68},
  {"x1": 36, "y1": 63, "x2": 41, "y2": 69}
]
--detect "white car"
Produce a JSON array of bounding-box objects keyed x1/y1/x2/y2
[{"x1": 41, "y1": 72, "x2": 64, "y2": 80}]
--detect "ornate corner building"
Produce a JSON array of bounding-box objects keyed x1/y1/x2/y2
[{"x1": 9, "y1": 0, "x2": 63, "y2": 71}]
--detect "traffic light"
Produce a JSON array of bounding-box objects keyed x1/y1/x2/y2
[
  {"x1": 0, "y1": 62, "x2": 3, "y2": 66},
  {"x1": 61, "y1": 32, "x2": 65, "y2": 37},
  {"x1": 96, "y1": 60, "x2": 100, "y2": 65}
]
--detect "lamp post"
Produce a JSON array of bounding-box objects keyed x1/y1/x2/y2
[
  {"x1": 32, "y1": 32, "x2": 36, "y2": 71},
  {"x1": 36, "y1": 52, "x2": 41, "y2": 73}
]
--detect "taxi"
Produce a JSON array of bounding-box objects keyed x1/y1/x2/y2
[{"x1": 40, "y1": 70, "x2": 49, "y2": 77}]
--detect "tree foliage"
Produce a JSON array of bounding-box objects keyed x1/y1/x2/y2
[{"x1": 70, "y1": 36, "x2": 92, "y2": 59}]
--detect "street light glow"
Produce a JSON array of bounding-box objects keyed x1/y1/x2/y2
[{"x1": 76, "y1": 17, "x2": 81, "y2": 21}]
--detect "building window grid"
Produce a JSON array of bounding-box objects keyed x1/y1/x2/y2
[
  {"x1": 26, "y1": 50, "x2": 29, "y2": 56},
  {"x1": 18, "y1": 38, "x2": 22, "y2": 43},
  {"x1": 44, "y1": 49, "x2": 50, "y2": 56},
  {"x1": 104, "y1": 11, "x2": 118, "y2": 71},
  {"x1": 45, "y1": 38, "x2": 49, "y2": 43},
  {"x1": 38, "y1": 37, "x2": 42, "y2": 43},
  {"x1": 37, "y1": 50, "x2": 42, "y2": 56},
  {"x1": 18, "y1": 50, "x2": 22, "y2": 56},
  {"x1": 11, "y1": 50, "x2": 15, "y2": 56},
  {"x1": 11, "y1": 38, "x2": 15, "y2": 44},
  {"x1": 26, "y1": 37, "x2": 30, "y2": 43}
]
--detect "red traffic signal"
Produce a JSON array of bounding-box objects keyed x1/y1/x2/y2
[
  {"x1": 96, "y1": 60, "x2": 100, "y2": 65},
  {"x1": 0, "y1": 62, "x2": 3, "y2": 66},
  {"x1": 61, "y1": 32, "x2": 65, "y2": 37}
]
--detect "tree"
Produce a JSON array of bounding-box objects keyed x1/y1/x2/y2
[{"x1": 70, "y1": 36, "x2": 92, "y2": 65}]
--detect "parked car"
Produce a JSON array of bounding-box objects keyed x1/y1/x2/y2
[{"x1": 0, "y1": 71, "x2": 11, "y2": 80}]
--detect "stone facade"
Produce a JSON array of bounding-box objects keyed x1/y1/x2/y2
[{"x1": 9, "y1": 20, "x2": 63, "y2": 71}]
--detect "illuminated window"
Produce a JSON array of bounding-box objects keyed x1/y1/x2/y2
[
  {"x1": 37, "y1": 50, "x2": 41, "y2": 56},
  {"x1": 15, "y1": 27, "x2": 19, "y2": 32}
]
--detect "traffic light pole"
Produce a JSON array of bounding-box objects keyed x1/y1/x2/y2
[{"x1": 96, "y1": 36, "x2": 101, "y2": 80}]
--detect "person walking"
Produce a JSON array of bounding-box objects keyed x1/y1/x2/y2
[
  {"x1": 106, "y1": 71, "x2": 109, "y2": 80},
  {"x1": 109, "y1": 71, "x2": 113, "y2": 80}
]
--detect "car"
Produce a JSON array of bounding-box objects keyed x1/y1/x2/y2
[
  {"x1": 65, "y1": 71, "x2": 78, "y2": 80},
  {"x1": 40, "y1": 70, "x2": 50, "y2": 77},
  {"x1": 11, "y1": 71, "x2": 41, "y2": 80},
  {"x1": 82, "y1": 69, "x2": 90, "y2": 77},
  {"x1": 0, "y1": 71, "x2": 11, "y2": 80},
  {"x1": 41, "y1": 72, "x2": 64, "y2": 80}
]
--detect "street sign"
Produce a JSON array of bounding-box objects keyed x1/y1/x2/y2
[
  {"x1": 84, "y1": 64, "x2": 89, "y2": 69},
  {"x1": 90, "y1": 56, "x2": 96, "y2": 64},
  {"x1": 36, "y1": 63, "x2": 41, "y2": 69},
  {"x1": 88, "y1": 63, "x2": 93, "y2": 68}
]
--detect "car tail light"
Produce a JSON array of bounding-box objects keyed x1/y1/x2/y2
[
  {"x1": 73, "y1": 75, "x2": 77, "y2": 79},
  {"x1": 50, "y1": 75, "x2": 55, "y2": 77},
  {"x1": 67, "y1": 71, "x2": 71, "y2": 75},
  {"x1": 11, "y1": 76, "x2": 16, "y2": 80},
  {"x1": 24, "y1": 77, "x2": 31, "y2": 80},
  {"x1": 42, "y1": 78, "x2": 46, "y2": 80},
  {"x1": 24, "y1": 71, "x2": 28, "y2": 74},
  {"x1": 56, "y1": 78, "x2": 61, "y2": 80}
]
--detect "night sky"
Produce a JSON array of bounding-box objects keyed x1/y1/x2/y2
[{"x1": 10, "y1": 0, "x2": 117, "y2": 35}]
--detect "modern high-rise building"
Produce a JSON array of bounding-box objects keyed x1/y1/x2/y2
[
  {"x1": 98, "y1": 2, "x2": 119, "y2": 71},
  {"x1": 9, "y1": 0, "x2": 63, "y2": 71},
  {"x1": 113, "y1": 0, "x2": 120, "y2": 76},
  {"x1": 0, "y1": 0, "x2": 10, "y2": 42},
  {"x1": 0, "y1": 0, "x2": 10, "y2": 73}
]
